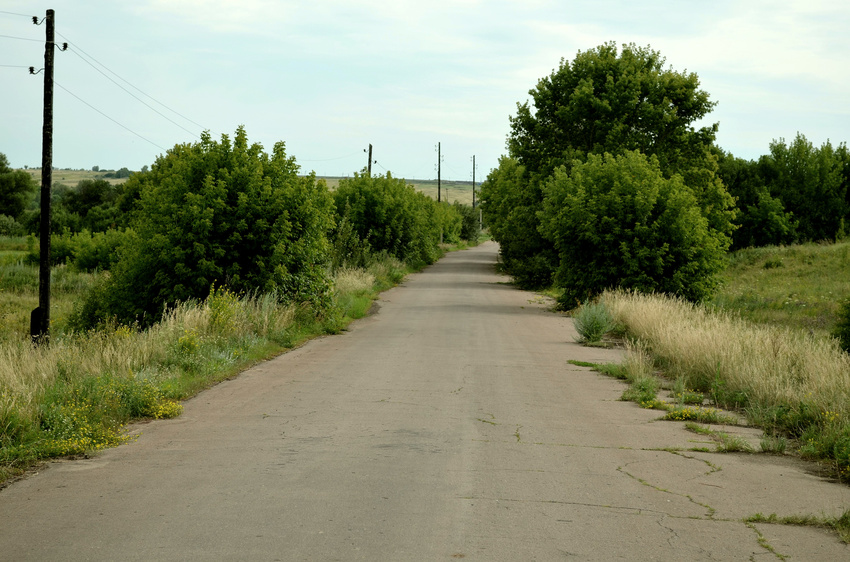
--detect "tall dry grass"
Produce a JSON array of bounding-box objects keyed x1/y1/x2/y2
[
  {"x1": 604, "y1": 290, "x2": 850, "y2": 419},
  {"x1": 0, "y1": 291, "x2": 297, "y2": 449}
]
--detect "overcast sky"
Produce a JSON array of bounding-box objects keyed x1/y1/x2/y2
[{"x1": 2, "y1": 1, "x2": 849, "y2": 181}]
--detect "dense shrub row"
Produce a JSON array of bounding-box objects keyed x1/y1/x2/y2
[
  {"x1": 718, "y1": 135, "x2": 850, "y2": 249},
  {"x1": 3, "y1": 127, "x2": 478, "y2": 330}
]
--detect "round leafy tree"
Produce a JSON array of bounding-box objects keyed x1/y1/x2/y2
[
  {"x1": 483, "y1": 42, "x2": 735, "y2": 289},
  {"x1": 74, "y1": 127, "x2": 334, "y2": 327},
  {"x1": 540, "y1": 151, "x2": 728, "y2": 307}
]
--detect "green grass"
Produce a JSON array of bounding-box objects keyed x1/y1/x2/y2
[
  {"x1": 745, "y1": 510, "x2": 850, "y2": 544},
  {"x1": 710, "y1": 241, "x2": 850, "y2": 338}
]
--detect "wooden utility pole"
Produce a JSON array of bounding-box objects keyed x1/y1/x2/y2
[
  {"x1": 33, "y1": 8, "x2": 55, "y2": 344},
  {"x1": 472, "y1": 155, "x2": 476, "y2": 208},
  {"x1": 367, "y1": 144, "x2": 372, "y2": 177},
  {"x1": 437, "y1": 142, "x2": 441, "y2": 203}
]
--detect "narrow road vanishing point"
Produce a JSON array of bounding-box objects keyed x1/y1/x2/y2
[{"x1": 1, "y1": 241, "x2": 849, "y2": 560}]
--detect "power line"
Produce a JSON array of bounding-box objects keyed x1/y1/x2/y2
[
  {"x1": 60, "y1": 42, "x2": 201, "y2": 138},
  {"x1": 0, "y1": 10, "x2": 34, "y2": 18},
  {"x1": 0, "y1": 64, "x2": 31, "y2": 68},
  {"x1": 0, "y1": 33, "x2": 41, "y2": 43},
  {"x1": 55, "y1": 81, "x2": 168, "y2": 151},
  {"x1": 56, "y1": 31, "x2": 207, "y2": 133}
]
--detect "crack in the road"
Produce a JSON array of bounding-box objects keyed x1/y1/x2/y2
[
  {"x1": 745, "y1": 521, "x2": 788, "y2": 561},
  {"x1": 617, "y1": 464, "x2": 716, "y2": 519},
  {"x1": 619, "y1": 452, "x2": 788, "y2": 560},
  {"x1": 456, "y1": 495, "x2": 688, "y2": 518}
]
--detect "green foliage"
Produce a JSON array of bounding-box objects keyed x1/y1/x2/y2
[
  {"x1": 26, "y1": 228, "x2": 131, "y2": 270},
  {"x1": 329, "y1": 204, "x2": 372, "y2": 271},
  {"x1": 508, "y1": 42, "x2": 719, "y2": 179},
  {"x1": 332, "y1": 172, "x2": 459, "y2": 268},
  {"x1": 453, "y1": 201, "x2": 479, "y2": 241},
  {"x1": 59, "y1": 179, "x2": 127, "y2": 232},
  {"x1": 479, "y1": 157, "x2": 556, "y2": 287},
  {"x1": 483, "y1": 43, "x2": 734, "y2": 290},
  {"x1": 572, "y1": 300, "x2": 614, "y2": 343},
  {"x1": 768, "y1": 134, "x2": 847, "y2": 242},
  {"x1": 103, "y1": 167, "x2": 131, "y2": 179},
  {"x1": 0, "y1": 153, "x2": 36, "y2": 220},
  {"x1": 717, "y1": 153, "x2": 798, "y2": 249},
  {"x1": 0, "y1": 214, "x2": 24, "y2": 236},
  {"x1": 620, "y1": 376, "x2": 659, "y2": 404},
  {"x1": 541, "y1": 151, "x2": 729, "y2": 306},
  {"x1": 73, "y1": 127, "x2": 335, "y2": 328}
]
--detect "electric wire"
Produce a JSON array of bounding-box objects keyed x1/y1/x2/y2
[
  {"x1": 0, "y1": 64, "x2": 31, "y2": 68},
  {"x1": 57, "y1": 31, "x2": 207, "y2": 133},
  {"x1": 0, "y1": 33, "x2": 41, "y2": 43},
  {"x1": 55, "y1": 81, "x2": 168, "y2": 152},
  {"x1": 60, "y1": 43, "x2": 201, "y2": 139},
  {"x1": 0, "y1": 10, "x2": 34, "y2": 18}
]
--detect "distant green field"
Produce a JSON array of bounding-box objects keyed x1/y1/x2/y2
[{"x1": 23, "y1": 169, "x2": 128, "y2": 187}]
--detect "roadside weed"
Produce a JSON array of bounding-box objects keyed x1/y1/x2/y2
[
  {"x1": 573, "y1": 300, "x2": 615, "y2": 344},
  {"x1": 745, "y1": 509, "x2": 850, "y2": 544},
  {"x1": 663, "y1": 406, "x2": 739, "y2": 425},
  {"x1": 760, "y1": 435, "x2": 788, "y2": 454}
]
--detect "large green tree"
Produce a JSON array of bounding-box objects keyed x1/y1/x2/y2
[
  {"x1": 73, "y1": 127, "x2": 335, "y2": 328},
  {"x1": 508, "y1": 42, "x2": 720, "y2": 180},
  {"x1": 482, "y1": 42, "x2": 735, "y2": 292}
]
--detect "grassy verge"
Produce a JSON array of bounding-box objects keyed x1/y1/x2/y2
[
  {"x1": 602, "y1": 289, "x2": 850, "y2": 480},
  {"x1": 710, "y1": 241, "x2": 850, "y2": 337}
]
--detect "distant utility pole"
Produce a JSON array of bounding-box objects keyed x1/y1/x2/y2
[
  {"x1": 32, "y1": 9, "x2": 58, "y2": 344},
  {"x1": 472, "y1": 155, "x2": 476, "y2": 208},
  {"x1": 437, "y1": 142, "x2": 442, "y2": 202},
  {"x1": 367, "y1": 144, "x2": 372, "y2": 177}
]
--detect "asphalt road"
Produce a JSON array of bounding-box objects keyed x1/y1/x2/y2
[{"x1": 1, "y1": 241, "x2": 849, "y2": 560}]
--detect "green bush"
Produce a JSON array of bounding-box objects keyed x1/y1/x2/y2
[
  {"x1": 25, "y1": 228, "x2": 131, "y2": 271},
  {"x1": 0, "y1": 214, "x2": 24, "y2": 236},
  {"x1": 72, "y1": 127, "x2": 335, "y2": 328},
  {"x1": 572, "y1": 300, "x2": 614, "y2": 343},
  {"x1": 453, "y1": 201, "x2": 479, "y2": 241},
  {"x1": 71, "y1": 229, "x2": 132, "y2": 272},
  {"x1": 332, "y1": 172, "x2": 457, "y2": 268},
  {"x1": 541, "y1": 151, "x2": 729, "y2": 306}
]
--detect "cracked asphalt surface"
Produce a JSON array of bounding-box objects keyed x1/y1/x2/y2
[{"x1": 1, "y1": 241, "x2": 850, "y2": 560}]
